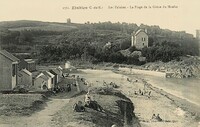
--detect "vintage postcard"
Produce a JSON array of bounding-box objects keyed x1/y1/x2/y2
[{"x1": 0, "y1": 0, "x2": 200, "y2": 127}]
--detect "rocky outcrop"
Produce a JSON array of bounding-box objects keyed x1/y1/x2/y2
[{"x1": 142, "y1": 56, "x2": 200, "y2": 78}]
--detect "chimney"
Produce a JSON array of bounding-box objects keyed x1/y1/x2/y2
[{"x1": 145, "y1": 29, "x2": 147, "y2": 34}]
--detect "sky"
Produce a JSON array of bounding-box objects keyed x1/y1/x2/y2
[{"x1": 0, "y1": 0, "x2": 200, "y2": 36}]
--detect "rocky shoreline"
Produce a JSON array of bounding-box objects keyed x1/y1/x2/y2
[{"x1": 142, "y1": 56, "x2": 200, "y2": 78}]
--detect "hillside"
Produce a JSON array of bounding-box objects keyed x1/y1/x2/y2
[
  {"x1": 0, "y1": 20, "x2": 78, "y2": 31},
  {"x1": 0, "y1": 20, "x2": 199, "y2": 64}
]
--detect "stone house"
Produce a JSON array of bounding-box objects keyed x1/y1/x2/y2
[{"x1": 131, "y1": 29, "x2": 149, "y2": 49}]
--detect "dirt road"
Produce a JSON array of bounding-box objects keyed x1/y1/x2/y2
[
  {"x1": 0, "y1": 99, "x2": 70, "y2": 127},
  {"x1": 0, "y1": 98, "x2": 70, "y2": 127}
]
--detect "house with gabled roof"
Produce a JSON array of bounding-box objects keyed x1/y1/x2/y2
[
  {"x1": 34, "y1": 73, "x2": 49, "y2": 90},
  {"x1": 19, "y1": 59, "x2": 36, "y2": 72},
  {"x1": 50, "y1": 69, "x2": 62, "y2": 84},
  {"x1": 43, "y1": 71, "x2": 55, "y2": 89},
  {"x1": 34, "y1": 71, "x2": 55, "y2": 90},
  {"x1": 131, "y1": 29, "x2": 149, "y2": 49},
  {"x1": 18, "y1": 69, "x2": 32, "y2": 88},
  {"x1": 0, "y1": 50, "x2": 19, "y2": 91}
]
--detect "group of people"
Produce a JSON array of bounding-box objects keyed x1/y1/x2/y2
[
  {"x1": 134, "y1": 89, "x2": 151, "y2": 98},
  {"x1": 151, "y1": 114, "x2": 162, "y2": 122},
  {"x1": 73, "y1": 90, "x2": 104, "y2": 112}
]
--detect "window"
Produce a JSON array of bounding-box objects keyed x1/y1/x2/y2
[
  {"x1": 51, "y1": 78, "x2": 54, "y2": 84},
  {"x1": 143, "y1": 43, "x2": 144, "y2": 46},
  {"x1": 142, "y1": 37, "x2": 146, "y2": 41},
  {"x1": 12, "y1": 64, "x2": 16, "y2": 76}
]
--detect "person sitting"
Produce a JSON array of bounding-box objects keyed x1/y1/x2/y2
[
  {"x1": 156, "y1": 114, "x2": 162, "y2": 121},
  {"x1": 73, "y1": 101, "x2": 85, "y2": 112},
  {"x1": 67, "y1": 84, "x2": 71, "y2": 92},
  {"x1": 85, "y1": 100, "x2": 104, "y2": 112},
  {"x1": 151, "y1": 114, "x2": 156, "y2": 119},
  {"x1": 134, "y1": 91, "x2": 138, "y2": 95},
  {"x1": 84, "y1": 91, "x2": 104, "y2": 112},
  {"x1": 85, "y1": 90, "x2": 93, "y2": 104}
]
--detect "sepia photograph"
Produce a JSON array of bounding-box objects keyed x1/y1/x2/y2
[{"x1": 0, "y1": 0, "x2": 200, "y2": 127}]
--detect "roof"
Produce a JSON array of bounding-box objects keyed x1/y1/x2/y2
[
  {"x1": 32, "y1": 71, "x2": 41, "y2": 79},
  {"x1": 43, "y1": 71, "x2": 55, "y2": 78},
  {"x1": 39, "y1": 75, "x2": 49, "y2": 81},
  {"x1": 134, "y1": 29, "x2": 147, "y2": 36},
  {"x1": 24, "y1": 59, "x2": 35, "y2": 64},
  {"x1": 50, "y1": 69, "x2": 60, "y2": 75},
  {"x1": 58, "y1": 66, "x2": 63, "y2": 70},
  {"x1": 21, "y1": 69, "x2": 32, "y2": 76},
  {"x1": 0, "y1": 50, "x2": 19, "y2": 62},
  {"x1": 35, "y1": 73, "x2": 48, "y2": 80},
  {"x1": 18, "y1": 72, "x2": 23, "y2": 77}
]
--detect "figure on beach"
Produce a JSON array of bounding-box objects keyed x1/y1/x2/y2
[
  {"x1": 148, "y1": 91, "x2": 151, "y2": 98},
  {"x1": 156, "y1": 114, "x2": 162, "y2": 121},
  {"x1": 151, "y1": 114, "x2": 156, "y2": 120},
  {"x1": 139, "y1": 89, "x2": 141, "y2": 94},
  {"x1": 85, "y1": 90, "x2": 93, "y2": 105},
  {"x1": 84, "y1": 90, "x2": 104, "y2": 112},
  {"x1": 151, "y1": 113, "x2": 162, "y2": 122}
]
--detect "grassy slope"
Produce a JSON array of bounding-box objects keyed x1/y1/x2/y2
[
  {"x1": 0, "y1": 94, "x2": 46, "y2": 116},
  {"x1": 52, "y1": 87, "x2": 140, "y2": 127}
]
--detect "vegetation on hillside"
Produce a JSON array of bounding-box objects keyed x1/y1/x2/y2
[{"x1": 0, "y1": 20, "x2": 199, "y2": 64}]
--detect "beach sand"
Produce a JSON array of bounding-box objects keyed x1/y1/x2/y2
[{"x1": 78, "y1": 69, "x2": 200, "y2": 127}]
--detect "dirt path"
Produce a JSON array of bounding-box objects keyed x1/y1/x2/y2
[{"x1": 0, "y1": 98, "x2": 70, "y2": 127}]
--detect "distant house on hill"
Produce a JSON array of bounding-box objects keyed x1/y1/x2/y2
[
  {"x1": 18, "y1": 69, "x2": 32, "y2": 88},
  {"x1": 0, "y1": 50, "x2": 19, "y2": 91},
  {"x1": 131, "y1": 29, "x2": 149, "y2": 49},
  {"x1": 19, "y1": 59, "x2": 36, "y2": 72}
]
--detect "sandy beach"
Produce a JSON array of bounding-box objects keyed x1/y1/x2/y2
[
  {"x1": 0, "y1": 68, "x2": 199, "y2": 127},
  {"x1": 78, "y1": 68, "x2": 200, "y2": 127}
]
